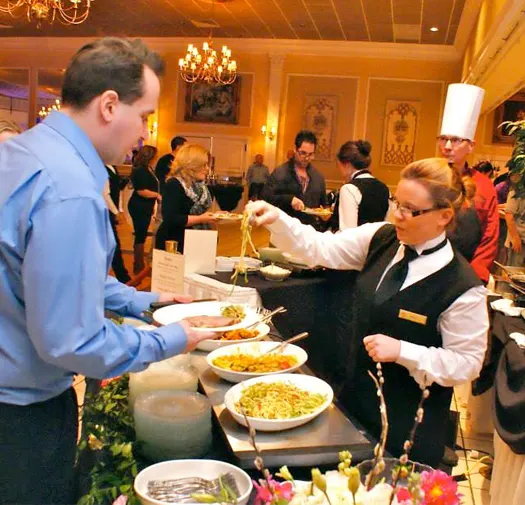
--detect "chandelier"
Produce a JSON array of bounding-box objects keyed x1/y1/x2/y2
[
  {"x1": 38, "y1": 98, "x2": 61, "y2": 120},
  {"x1": 179, "y1": 39, "x2": 237, "y2": 85},
  {"x1": 0, "y1": 0, "x2": 93, "y2": 27}
]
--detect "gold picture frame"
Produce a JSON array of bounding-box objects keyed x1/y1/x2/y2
[{"x1": 492, "y1": 93, "x2": 525, "y2": 144}]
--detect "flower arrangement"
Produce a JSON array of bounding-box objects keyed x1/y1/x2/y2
[{"x1": 247, "y1": 364, "x2": 462, "y2": 505}]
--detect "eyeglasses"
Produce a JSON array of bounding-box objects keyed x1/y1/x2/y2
[
  {"x1": 296, "y1": 150, "x2": 315, "y2": 159},
  {"x1": 436, "y1": 136, "x2": 471, "y2": 147},
  {"x1": 390, "y1": 197, "x2": 441, "y2": 218}
]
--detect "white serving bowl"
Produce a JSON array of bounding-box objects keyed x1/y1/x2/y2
[
  {"x1": 207, "y1": 341, "x2": 308, "y2": 383},
  {"x1": 224, "y1": 373, "x2": 334, "y2": 432},
  {"x1": 259, "y1": 265, "x2": 292, "y2": 282},
  {"x1": 196, "y1": 323, "x2": 270, "y2": 352},
  {"x1": 134, "y1": 459, "x2": 253, "y2": 505}
]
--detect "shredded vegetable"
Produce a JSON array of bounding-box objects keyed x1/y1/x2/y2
[
  {"x1": 231, "y1": 211, "x2": 259, "y2": 286},
  {"x1": 213, "y1": 354, "x2": 298, "y2": 373},
  {"x1": 220, "y1": 305, "x2": 246, "y2": 320},
  {"x1": 235, "y1": 382, "x2": 326, "y2": 419}
]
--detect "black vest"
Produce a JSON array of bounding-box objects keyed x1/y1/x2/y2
[
  {"x1": 330, "y1": 172, "x2": 390, "y2": 231},
  {"x1": 339, "y1": 225, "x2": 481, "y2": 466}
]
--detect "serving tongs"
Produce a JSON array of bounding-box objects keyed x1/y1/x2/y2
[
  {"x1": 246, "y1": 305, "x2": 287, "y2": 329},
  {"x1": 493, "y1": 261, "x2": 525, "y2": 295},
  {"x1": 262, "y1": 331, "x2": 309, "y2": 355}
]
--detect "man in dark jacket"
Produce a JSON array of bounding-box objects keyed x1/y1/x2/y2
[
  {"x1": 262, "y1": 130, "x2": 327, "y2": 228},
  {"x1": 155, "y1": 135, "x2": 187, "y2": 190}
]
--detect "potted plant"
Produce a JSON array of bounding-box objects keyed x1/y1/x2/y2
[{"x1": 501, "y1": 119, "x2": 525, "y2": 196}]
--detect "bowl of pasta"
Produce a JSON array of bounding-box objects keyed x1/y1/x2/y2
[
  {"x1": 223, "y1": 373, "x2": 333, "y2": 431},
  {"x1": 206, "y1": 341, "x2": 308, "y2": 382}
]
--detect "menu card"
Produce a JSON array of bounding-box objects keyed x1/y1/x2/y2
[
  {"x1": 183, "y1": 229, "x2": 218, "y2": 274},
  {"x1": 151, "y1": 249, "x2": 185, "y2": 293}
]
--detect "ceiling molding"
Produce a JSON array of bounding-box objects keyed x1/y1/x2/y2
[
  {"x1": 453, "y1": 0, "x2": 484, "y2": 54},
  {"x1": 0, "y1": 36, "x2": 462, "y2": 62}
]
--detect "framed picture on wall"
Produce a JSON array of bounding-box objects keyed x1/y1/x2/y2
[
  {"x1": 492, "y1": 93, "x2": 525, "y2": 144},
  {"x1": 184, "y1": 78, "x2": 241, "y2": 124}
]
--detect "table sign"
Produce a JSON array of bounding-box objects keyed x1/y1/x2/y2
[
  {"x1": 151, "y1": 249, "x2": 185, "y2": 293},
  {"x1": 183, "y1": 229, "x2": 218, "y2": 274}
]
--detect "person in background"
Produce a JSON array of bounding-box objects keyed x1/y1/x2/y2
[
  {"x1": 474, "y1": 160, "x2": 495, "y2": 180},
  {"x1": 0, "y1": 37, "x2": 214, "y2": 505},
  {"x1": 155, "y1": 135, "x2": 187, "y2": 190},
  {"x1": 156, "y1": 143, "x2": 217, "y2": 253},
  {"x1": 438, "y1": 83, "x2": 499, "y2": 283},
  {"x1": 246, "y1": 157, "x2": 488, "y2": 467},
  {"x1": 103, "y1": 165, "x2": 131, "y2": 283},
  {"x1": 246, "y1": 153, "x2": 270, "y2": 200},
  {"x1": 128, "y1": 145, "x2": 161, "y2": 273},
  {"x1": 262, "y1": 130, "x2": 328, "y2": 229},
  {"x1": 0, "y1": 118, "x2": 22, "y2": 143},
  {"x1": 504, "y1": 173, "x2": 525, "y2": 266},
  {"x1": 330, "y1": 139, "x2": 390, "y2": 231}
]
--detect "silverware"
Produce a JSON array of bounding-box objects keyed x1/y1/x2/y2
[
  {"x1": 262, "y1": 331, "x2": 309, "y2": 355},
  {"x1": 147, "y1": 472, "x2": 239, "y2": 502},
  {"x1": 150, "y1": 298, "x2": 217, "y2": 310},
  {"x1": 246, "y1": 305, "x2": 287, "y2": 329}
]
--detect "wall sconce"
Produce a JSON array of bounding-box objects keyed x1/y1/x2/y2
[
  {"x1": 261, "y1": 124, "x2": 277, "y2": 141},
  {"x1": 149, "y1": 120, "x2": 158, "y2": 136}
]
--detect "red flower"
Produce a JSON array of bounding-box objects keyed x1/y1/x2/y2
[
  {"x1": 253, "y1": 477, "x2": 294, "y2": 505},
  {"x1": 100, "y1": 377, "x2": 121, "y2": 388},
  {"x1": 396, "y1": 487, "x2": 412, "y2": 502},
  {"x1": 421, "y1": 470, "x2": 461, "y2": 505}
]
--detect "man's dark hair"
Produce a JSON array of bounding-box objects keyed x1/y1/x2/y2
[
  {"x1": 294, "y1": 130, "x2": 317, "y2": 149},
  {"x1": 473, "y1": 160, "x2": 495, "y2": 176},
  {"x1": 62, "y1": 37, "x2": 165, "y2": 109},
  {"x1": 171, "y1": 136, "x2": 187, "y2": 151}
]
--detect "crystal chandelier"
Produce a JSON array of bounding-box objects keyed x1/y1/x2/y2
[
  {"x1": 38, "y1": 98, "x2": 61, "y2": 120},
  {"x1": 179, "y1": 39, "x2": 237, "y2": 85},
  {"x1": 0, "y1": 0, "x2": 93, "y2": 27}
]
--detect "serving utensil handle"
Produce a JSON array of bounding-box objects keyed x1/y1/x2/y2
[{"x1": 265, "y1": 331, "x2": 309, "y2": 354}]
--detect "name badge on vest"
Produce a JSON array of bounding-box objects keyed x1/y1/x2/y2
[{"x1": 398, "y1": 309, "x2": 428, "y2": 325}]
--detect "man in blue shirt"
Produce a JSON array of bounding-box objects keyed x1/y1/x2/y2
[{"x1": 0, "y1": 38, "x2": 213, "y2": 504}]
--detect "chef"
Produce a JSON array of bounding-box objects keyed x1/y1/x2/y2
[{"x1": 438, "y1": 83, "x2": 499, "y2": 283}]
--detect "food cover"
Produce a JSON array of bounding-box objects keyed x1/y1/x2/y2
[{"x1": 440, "y1": 83, "x2": 485, "y2": 141}]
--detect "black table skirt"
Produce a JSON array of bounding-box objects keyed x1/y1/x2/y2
[{"x1": 208, "y1": 184, "x2": 244, "y2": 211}]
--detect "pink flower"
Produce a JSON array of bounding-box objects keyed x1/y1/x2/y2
[
  {"x1": 421, "y1": 470, "x2": 461, "y2": 505},
  {"x1": 112, "y1": 495, "x2": 128, "y2": 505},
  {"x1": 252, "y1": 477, "x2": 294, "y2": 505},
  {"x1": 396, "y1": 487, "x2": 412, "y2": 502}
]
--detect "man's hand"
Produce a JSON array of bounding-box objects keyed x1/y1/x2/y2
[
  {"x1": 178, "y1": 319, "x2": 218, "y2": 352},
  {"x1": 156, "y1": 292, "x2": 193, "y2": 304},
  {"x1": 245, "y1": 200, "x2": 280, "y2": 227},
  {"x1": 291, "y1": 197, "x2": 305, "y2": 211},
  {"x1": 363, "y1": 334, "x2": 401, "y2": 362}
]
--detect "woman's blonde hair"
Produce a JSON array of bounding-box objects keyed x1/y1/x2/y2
[
  {"x1": 400, "y1": 157, "x2": 475, "y2": 228},
  {"x1": 167, "y1": 143, "x2": 209, "y2": 185},
  {"x1": 0, "y1": 118, "x2": 22, "y2": 135}
]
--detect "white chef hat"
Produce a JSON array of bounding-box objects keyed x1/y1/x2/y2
[{"x1": 440, "y1": 83, "x2": 485, "y2": 141}]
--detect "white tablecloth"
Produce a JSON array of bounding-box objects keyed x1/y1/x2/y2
[{"x1": 183, "y1": 273, "x2": 262, "y2": 308}]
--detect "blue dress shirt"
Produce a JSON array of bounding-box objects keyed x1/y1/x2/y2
[{"x1": 0, "y1": 112, "x2": 187, "y2": 406}]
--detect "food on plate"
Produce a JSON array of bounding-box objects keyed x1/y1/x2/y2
[
  {"x1": 259, "y1": 264, "x2": 291, "y2": 276},
  {"x1": 303, "y1": 206, "x2": 333, "y2": 215},
  {"x1": 236, "y1": 382, "x2": 327, "y2": 419},
  {"x1": 214, "y1": 211, "x2": 243, "y2": 220},
  {"x1": 212, "y1": 353, "x2": 298, "y2": 373},
  {"x1": 218, "y1": 328, "x2": 260, "y2": 341},
  {"x1": 185, "y1": 315, "x2": 241, "y2": 328},
  {"x1": 231, "y1": 211, "x2": 260, "y2": 286},
  {"x1": 220, "y1": 304, "x2": 246, "y2": 320}
]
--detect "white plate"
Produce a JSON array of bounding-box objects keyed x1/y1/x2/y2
[
  {"x1": 224, "y1": 373, "x2": 333, "y2": 431},
  {"x1": 196, "y1": 322, "x2": 270, "y2": 352},
  {"x1": 213, "y1": 212, "x2": 243, "y2": 221},
  {"x1": 134, "y1": 459, "x2": 253, "y2": 505},
  {"x1": 207, "y1": 341, "x2": 308, "y2": 382},
  {"x1": 152, "y1": 301, "x2": 260, "y2": 332}
]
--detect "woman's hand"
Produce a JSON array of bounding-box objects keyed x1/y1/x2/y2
[
  {"x1": 363, "y1": 334, "x2": 401, "y2": 362},
  {"x1": 291, "y1": 197, "x2": 305, "y2": 211},
  {"x1": 245, "y1": 200, "x2": 280, "y2": 226},
  {"x1": 200, "y1": 212, "x2": 218, "y2": 224}
]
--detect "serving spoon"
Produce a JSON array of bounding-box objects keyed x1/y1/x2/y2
[{"x1": 262, "y1": 331, "x2": 309, "y2": 355}]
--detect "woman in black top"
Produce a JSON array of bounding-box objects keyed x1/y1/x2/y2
[
  {"x1": 331, "y1": 140, "x2": 390, "y2": 231},
  {"x1": 156, "y1": 144, "x2": 217, "y2": 253},
  {"x1": 128, "y1": 145, "x2": 161, "y2": 273}
]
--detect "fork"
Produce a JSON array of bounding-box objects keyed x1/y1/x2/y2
[{"x1": 147, "y1": 472, "x2": 239, "y2": 502}]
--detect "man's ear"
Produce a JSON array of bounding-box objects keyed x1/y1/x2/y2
[{"x1": 99, "y1": 90, "x2": 119, "y2": 123}]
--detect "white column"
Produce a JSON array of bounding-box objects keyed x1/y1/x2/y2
[{"x1": 264, "y1": 53, "x2": 285, "y2": 171}]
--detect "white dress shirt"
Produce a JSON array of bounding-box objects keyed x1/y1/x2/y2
[
  {"x1": 268, "y1": 210, "x2": 489, "y2": 388},
  {"x1": 338, "y1": 172, "x2": 374, "y2": 230}
]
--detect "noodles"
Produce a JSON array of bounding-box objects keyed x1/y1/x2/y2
[
  {"x1": 212, "y1": 353, "x2": 298, "y2": 373},
  {"x1": 235, "y1": 382, "x2": 326, "y2": 419},
  {"x1": 231, "y1": 211, "x2": 259, "y2": 286}
]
